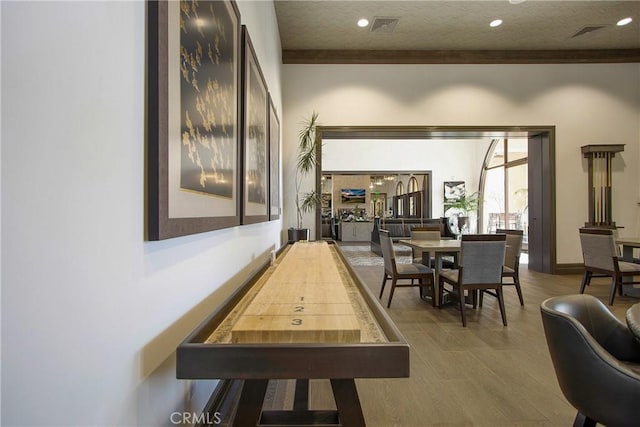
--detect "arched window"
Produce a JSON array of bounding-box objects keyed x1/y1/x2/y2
[
  {"x1": 408, "y1": 177, "x2": 419, "y2": 193},
  {"x1": 480, "y1": 138, "x2": 528, "y2": 255},
  {"x1": 395, "y1": 181, "x2": 404, "y2": 195}
]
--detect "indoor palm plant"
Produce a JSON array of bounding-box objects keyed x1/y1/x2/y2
[
  {"x1": 289, "y1": 112, "x2": 321, "y2": 242},
  {"x1": 448, "y1": 191, "x2": 480, "y2": 233}
]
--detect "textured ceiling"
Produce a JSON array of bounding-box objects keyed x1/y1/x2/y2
[{"x1": 274, "y1": 0, "x2": 640, "y2": 62}]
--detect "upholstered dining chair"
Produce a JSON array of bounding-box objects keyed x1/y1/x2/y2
[
  {"x1": 410, "y1": 226, "x2": 457, "y2": 268},
  {"x1": 409, "y1": 226, "x2": 441, "y2": 264},
  {"x1": 439, "y1": 234, "x2": 507, "y2": 327},
  {"x1": 541, "y1": 294, "x2": 640, "y2": 427},
  {"x1": 579, "y1": 227, "x2": 640, "y2": 305},
  {"x1": 379, "y1": 229, "x2": 435, "y2": 308},
  {"x1": 480, "y1": 229, "x2": 524, "y2": 306}
]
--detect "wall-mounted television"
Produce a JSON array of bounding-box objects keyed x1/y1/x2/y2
[{"x1": 341, "y1": 188, "x2": 366, "y2": 203}]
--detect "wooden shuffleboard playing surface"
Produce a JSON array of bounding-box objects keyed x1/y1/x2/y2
[
  {"x1": 231, "y1": 242, "x2": 361, "y2": 343},
  {"x1": 177, "y1": 240, "x2": 410, "y2": 426}
]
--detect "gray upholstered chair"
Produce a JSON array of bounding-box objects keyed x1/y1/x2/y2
[
  {"x1": 439, "y1": 234, "x2": 507, "y2": 326},
  {"x1": 541, "y1": 294, "x2": 640, "y2": 427},
  {"x1": 480, "y1": 229, "x2": 524, "y2": 306},
  {"x1": 379, "y1": 229, "x2": 435, "y2": 308},
  {"x1": 410, "y1": 225, "x2": 457, "y2": 268},
  {"x1": 409, "y1": 226, "x2": 441, "y2": 264},
  {"x1": 579, "y1": 227, "x2": 640, "y2": 305}
]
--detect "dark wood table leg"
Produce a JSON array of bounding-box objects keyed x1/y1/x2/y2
[
  {"x1": 233, "y1": 379, "x2": 268, "y2": 426},
  {"x1": 330, "y1": 379, "x2": 366, "y2": 427},
  {"x1": 434, "y1": 253, "x2": 443, "y2": 307},
  {"x1": 293, "y1": 379, "x2": 310, "y2": 411},
  {"x1": 420, "y1": 252, "x2": 434, "y2": 302}
]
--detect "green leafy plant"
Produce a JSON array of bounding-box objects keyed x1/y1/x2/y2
[
  {"x1": 448, "y1": 191, "x2": 481, "y2": 216},
  {"x1": 294, "y1": 112, "x2": 321, "y2": 230}
]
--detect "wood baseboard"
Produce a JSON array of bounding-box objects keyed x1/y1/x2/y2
[{"x1": 553, "y1": 263, "x2": 584, "y2": 275}]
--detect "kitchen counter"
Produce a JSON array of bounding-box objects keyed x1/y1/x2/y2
[{"x1": 339, "y1": 221, "x2": 374, "y2": 242}]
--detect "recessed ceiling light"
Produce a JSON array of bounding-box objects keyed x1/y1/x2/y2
[
  {"x1": 357, "y1": 18, "x2": 369, "y2": 28},
  {"x1": 509, "y1": 0, "x2": 527, "y2": 4},
  {"x1": 490, "y1": 19, "x2": 503, "y2": 28},
  {"x1": 617, "y1": 17, "x2": 633, "y2": 26}
]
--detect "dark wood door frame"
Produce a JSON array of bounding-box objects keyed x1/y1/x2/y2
[
  {"x1": 527, "y1": 132, "x2": 556, "y2": 274},
  {"x1": 314, "y1": 125, "x2": 556, "y2": 274}
]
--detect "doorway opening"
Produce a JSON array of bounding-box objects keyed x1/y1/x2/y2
[{"x1": 314, "y1": 126, "x2": 555, "y2": 273}]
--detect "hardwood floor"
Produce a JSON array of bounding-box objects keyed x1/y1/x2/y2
[{"x1": 267, "y1": 246, "x2": 637, "y2": 426}]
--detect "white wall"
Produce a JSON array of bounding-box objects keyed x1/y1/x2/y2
[
  {"x1": 1, "y1": 1, "x2": 282, "y2": 425},
  {"x1": 283, "y1": 63, "x2": 640, "y2": 263}
]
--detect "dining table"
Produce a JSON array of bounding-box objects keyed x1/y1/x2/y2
[
  {"x1": 617, "y1": 237, "x2": 640, "y2": 262},
  {"x1": 398, "y1": 238, "x2": 462, "y2": 306},
  {"x1": 616, "y1": 237, "x2": 640, "y2": 297}
]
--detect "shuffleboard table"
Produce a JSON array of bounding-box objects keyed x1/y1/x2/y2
[{"x1": 176, "y1": 241, "x2": 409, "y2": 426}]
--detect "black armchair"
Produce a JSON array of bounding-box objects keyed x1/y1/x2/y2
[{"x1": 540, "y1": 294, "x2": 640, "y2": 427}]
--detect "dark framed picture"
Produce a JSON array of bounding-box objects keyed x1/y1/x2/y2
[
  {"x1": 268, "y1": 94, "x2": 280, "y2": 221},
  {"x1": 444, "y1": 181, "x2": 465, "y2": 203},
  {"x1": 444, "y1": 181, "x2": 465, "y2": 217},
  {"x1": 340, "y1": 188, "x2": 366, "y2": 204},
  {"x1": 147, "y1": 0, "x2": 242, "y2": 240},
  {"x1": 241, "y1": 26, "x2": 269, "y2": 224}
]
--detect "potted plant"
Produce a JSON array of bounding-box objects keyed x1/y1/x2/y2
[
  {"x1": 288, "y1": 112, "x2": 321, "y2": 242},
  {"x1": 448, "y1": 191, "x2": 480, "y2": 233}
]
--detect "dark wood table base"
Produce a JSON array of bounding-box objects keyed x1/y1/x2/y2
[{"x1": 234, "y1": 379, "x2": 365, "y2": 426}]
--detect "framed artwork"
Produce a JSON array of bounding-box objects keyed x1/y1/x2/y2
[
  {"x1": 340, "y1": 189, "x2": 366, "y2": 204},
  {"x1": 241, "y1": 26, "x2": 269, "y2": 224},
  {"x1": 444, "y1": 181, "x2": 465, "y2": 203},
  {"x1": 444, "y1": 181, "x2": 465, "y2": 217},
  {"x1": 146, "y1": 0, "x2": 242, "y2": 240},
  {"x1": 268, "y1": 94, "x2": 280, "y2": 220}
]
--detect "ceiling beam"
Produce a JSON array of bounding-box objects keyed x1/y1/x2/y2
[{"x1": 282, "y1": 49, "x2": 640, "y2": 64}]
